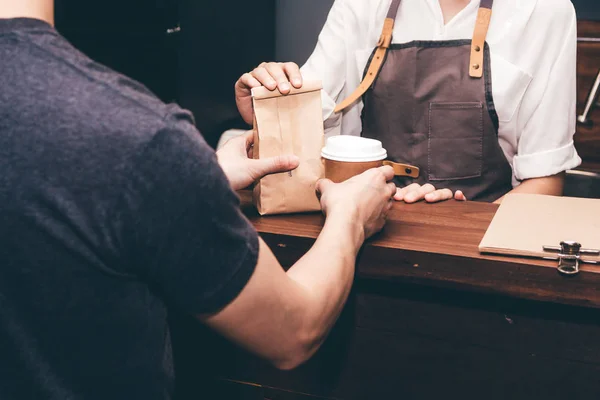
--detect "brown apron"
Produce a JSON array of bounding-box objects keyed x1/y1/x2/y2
[{"x1": 335, "y1": 0, "x2": 513, "y2": 202}]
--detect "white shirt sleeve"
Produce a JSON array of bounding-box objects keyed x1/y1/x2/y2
[
  {"x1": 300, "y1": 0, "x2": 357, "y2": 137},
  {"x1": 511, "y1": 2, "x2": 582, "y2": 181}
]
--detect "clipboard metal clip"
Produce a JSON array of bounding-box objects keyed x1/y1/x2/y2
[{"x1": 543, "y1": 241, "x2": 600, "y2": 276}]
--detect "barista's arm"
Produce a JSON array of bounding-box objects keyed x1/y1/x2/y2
[
  {"x1": 507, "y1": 6, "x2": 579, "y2": 197},
  {"x1": 493, "y1": 173, "x2": 565, "y2": 204}
]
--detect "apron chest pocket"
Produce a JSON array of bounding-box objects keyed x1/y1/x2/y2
[{"x1": 428, "y1": 102, "x2": 483, "y2": 181}]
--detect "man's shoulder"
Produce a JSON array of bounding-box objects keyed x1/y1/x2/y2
[
  {"x1": 1, "y1": 27, "x2": 212, "y2": 201},
  {"x1": 8, "y1": 28, "x2": 186, "y2": 141}
]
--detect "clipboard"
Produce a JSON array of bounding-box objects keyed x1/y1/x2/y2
[{"x1": 478, "y1": 193, "x2": 600, "y2": 276}]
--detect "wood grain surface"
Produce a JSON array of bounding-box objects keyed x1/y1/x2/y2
[{"x1": 239, "y1": 190, "x2": 600, "y2": 309}]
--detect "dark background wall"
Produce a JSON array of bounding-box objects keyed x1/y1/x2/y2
[
  {"x1": 573, "y1": 0, "x2": 600, "y2": 20},
  {"x1": 55, "y1": 0, "x2": 180, "y2": 102},
  {"x1": 275, "y1": 0, "x2": 333, "y2": 65},
  {"x1": 176, "y1": 0, "x2": 275, "y2": 148}
]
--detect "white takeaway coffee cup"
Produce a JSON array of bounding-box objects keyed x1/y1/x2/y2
[{"x1": 321, "y1": 136, "x2": 419, "y2": 183}]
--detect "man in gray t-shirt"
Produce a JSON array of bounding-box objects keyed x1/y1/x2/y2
[{"x1": 0, "y1": 3, "x2": 396, "y2": 399}]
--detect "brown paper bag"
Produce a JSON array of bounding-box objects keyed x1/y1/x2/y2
[{"x1": 251, "y1": 81, "x2": 325, "y2": 215}]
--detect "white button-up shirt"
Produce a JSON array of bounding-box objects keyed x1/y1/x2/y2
[{"x1": 300, "y1": 0, "x2": 582, "y2": 186}]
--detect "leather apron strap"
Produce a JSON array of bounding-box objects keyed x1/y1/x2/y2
[
  {"x1": 469, "y1": 0, "x2": 494, "y2": 78},
  {"x1": 333, "y1": 0, "x2": 401, "y2": 113},
  {"x1": 334, "y1": 0, "x2": 495, "y2": 114}
]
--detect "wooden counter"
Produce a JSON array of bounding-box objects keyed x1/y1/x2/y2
[
  {"x1": 240, "y1": 192, "x2": 600, "y2": 309},
  {"x1": 171, "y1": 194, "x2": 600, "y2": 400}
]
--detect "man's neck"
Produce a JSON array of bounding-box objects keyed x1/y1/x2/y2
[{"x1": 0, "y1": 0, "x2": 54, "y2": 26}]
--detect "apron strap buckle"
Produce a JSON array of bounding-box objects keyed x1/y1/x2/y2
[{"x1": 469, "y1": 6, "x2": 493, "y2": 78}]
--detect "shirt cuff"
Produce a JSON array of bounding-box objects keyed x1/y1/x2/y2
[{"x1": 512, "y1": 141, "x2": 582, "y2": 181}]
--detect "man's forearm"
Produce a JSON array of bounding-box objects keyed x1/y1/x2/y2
[
  {"x1": 285, "y1": 210, "x2": 364, "y2": 356},
  {"x1": 201, "y1": 171, "x2": 392, "y2": 370}
]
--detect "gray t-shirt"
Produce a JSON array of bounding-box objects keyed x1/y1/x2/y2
[{"x1": 0, "y1": 18, "x2": 258, "y2": 400}]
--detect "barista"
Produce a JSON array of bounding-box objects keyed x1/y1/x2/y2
[{"x1": 235, "y1": 0, "x2": 582, "y2": 203}]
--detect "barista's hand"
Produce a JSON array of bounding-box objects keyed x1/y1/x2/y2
[
  {"x1": 235, "y1": 62, "x2": 303, "y2": 124},
  {"x1": 394, "y1": 184, "x2": 467, "y2": 203},
  {"x1": 316, "y1": 166, "x2": 397, "y2": 241},
  {"x1": 216, "y1": 131, "x2": 300, "y2": 191}
]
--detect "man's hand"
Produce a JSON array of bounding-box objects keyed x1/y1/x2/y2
[
  {"x1": 394, "y1": 183, "x2": 467, "y2": 203},
  {"x1": 316, "y1": 166, "x2": 397, "y2": 241},
  {"x1": 216, "y1": 131, "x2": 299, "y2": 191},
  {"x1": 235, "y1": 62, "x2": 303, "y2": 125}
]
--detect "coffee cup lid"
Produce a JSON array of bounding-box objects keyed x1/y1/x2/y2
[{"x1": 321, "y1": 135, "x2": 387, "y2": 162}]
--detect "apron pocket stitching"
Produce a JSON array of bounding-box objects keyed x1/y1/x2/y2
[{"x1": 428, "y1": 102, "x2": 484, "y2": 181}]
